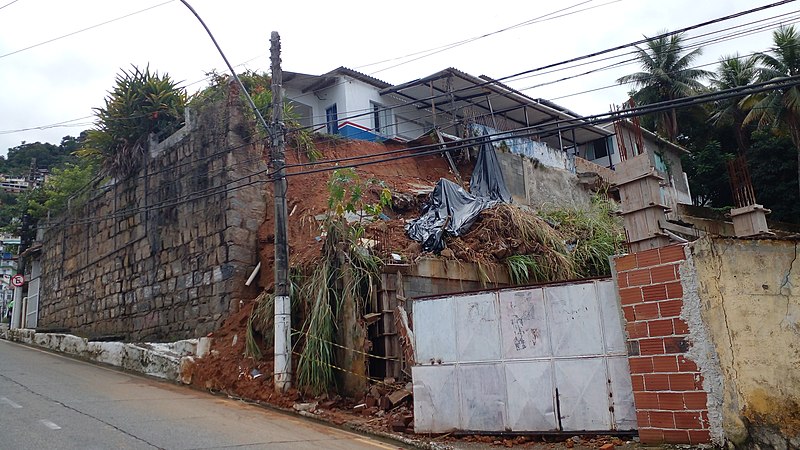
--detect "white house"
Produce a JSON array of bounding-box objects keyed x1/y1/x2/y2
[
  {"x1": 282, "y1": 66, "x2": 692, "y2": 209},
  {"x1": 283, "y1": 67, "x2": 613, "y2": 171}
]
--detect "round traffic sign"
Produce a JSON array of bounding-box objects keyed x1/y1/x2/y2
[{"x1": 11, "y1": 274, "x2": 24, "y2": 287}]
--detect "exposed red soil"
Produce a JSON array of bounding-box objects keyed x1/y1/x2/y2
[
  {"x1": 189, "y1": 137, "x2": 463, "y2": 433},
  {"x1": 188, "y1": 138, "x2": 632, "y2": 446}
]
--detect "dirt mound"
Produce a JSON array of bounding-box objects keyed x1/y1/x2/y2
[{"x1": 189, "y1": 136, "x2": 462, "y2": 412}]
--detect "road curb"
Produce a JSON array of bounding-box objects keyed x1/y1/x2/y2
[{"x1": 0, "y1": 328, "x2": 452, "y2": 449}]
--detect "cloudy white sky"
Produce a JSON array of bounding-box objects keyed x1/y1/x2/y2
[{"x1": 0, "y1": 0, "x2": 797, "y2": 156}]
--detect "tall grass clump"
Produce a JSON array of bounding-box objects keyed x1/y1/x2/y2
[{"x1": 539, "y1": 193, "x2": 625, "y2": 278}]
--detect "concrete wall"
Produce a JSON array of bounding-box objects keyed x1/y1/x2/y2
[
  {"x1": 688, "y1": 237, "x2": 800, "y2": 449},
  {"x1": 614, "y1": 237, "x2": 800, "y2": 448},
  {"x1": 36, "y1": 90, "x2": 266, "y2": 341},
  {"x1": 496, "y1": 147, "x2": 591, "y2": 209}
]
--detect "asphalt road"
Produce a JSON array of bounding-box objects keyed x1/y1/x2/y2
[{"x1": 0, "y1": 339, "x2": 403, "y2": 450}]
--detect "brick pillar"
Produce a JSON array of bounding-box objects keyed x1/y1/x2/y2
[{"x1": 613, "y1": 244, "x2": 712, "y2": 445}]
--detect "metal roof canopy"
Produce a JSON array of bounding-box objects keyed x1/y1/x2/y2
[{"x1": 380, "y1": 68, "x2": 612, "y2": 150}]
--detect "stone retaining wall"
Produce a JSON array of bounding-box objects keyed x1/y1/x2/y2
[{"x1": 37, "y1": 90, "x2": 266, "y2": 341}]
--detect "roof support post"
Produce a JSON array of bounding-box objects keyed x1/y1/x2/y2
[{"x1": 486, "y1": 95, "x2": 499, "y2": 130}]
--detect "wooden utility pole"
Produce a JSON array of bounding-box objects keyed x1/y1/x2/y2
[{"x1": 270, "y1": 31, "x2": 291, "y2": 392}]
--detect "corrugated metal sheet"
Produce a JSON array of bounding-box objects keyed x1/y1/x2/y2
[{"x1": 413, "y1": 279, "x2": 635, "y2": 433}]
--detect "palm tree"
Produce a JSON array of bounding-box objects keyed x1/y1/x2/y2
[
  {"x1": 743, "y1": 25, "x2": 800, "y2": 198},
  {"x1": 617, "y1": 31, "x2": 711, "y2": 141},
  {"x1": 709, "y1": 54, "x2": 759, "y2": 153}
]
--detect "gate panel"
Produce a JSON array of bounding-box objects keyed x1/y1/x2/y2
[
  {"x1": 608, "y1": 356, "x2": 638, "y2": 429},
  {"x1": 455, "y1": 293, "x2": 500, "y2": 362},
  {"x1": 554, "y1": 358, "x2": 612, "y2": 431},
  {"x1": 547, "y1": 283, "x2": 603, "y2": 356},
  {"x1": 499, "y1": 289, "x2": 550, "y2": 359},
  {"x1": 458, "y1": 364, "x2": 506, "y2": 431},
  {"x1": 412, "y1": 365, "x2": 460, "y2": 431},
  {"x1": 413, "y1": 279, "x2": 636, "y2": 434},
  {"x1": 505, "y1": 361, "x2": 557, "y2": 430},
  {"x1": 414, "y1": 296, "x2": 457, "y2": 364}
]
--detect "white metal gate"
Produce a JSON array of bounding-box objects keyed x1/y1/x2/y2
[
  {"x1": 24, "y1": 259, "x2": 41, "y2": 329},
  {"x1": 412, "y1": 279, "x2": 636, "y2": 433}
]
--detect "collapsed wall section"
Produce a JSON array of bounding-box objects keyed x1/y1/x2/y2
[{"x1": 37, "y1": 92, "x2": 266, "y2": 341}]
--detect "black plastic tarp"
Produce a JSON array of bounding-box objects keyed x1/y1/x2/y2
[
  {"x1": 469, "y1": 139, "x2": 512, "y2": 203},
  {"x1": 405, "y1": 139, "x2": 511, "y2": 252}
]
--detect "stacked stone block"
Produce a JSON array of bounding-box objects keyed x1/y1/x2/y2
[{"x1": 37, "y1": 95, "x2": 266, "y2": 341}]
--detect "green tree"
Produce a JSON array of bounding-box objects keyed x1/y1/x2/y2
[
  {"x1": 26, "y1": 160, "x2": 98, "y2": 220},
  {"x1": 743, "y1": 25, "x2": 800, "y2": 198},
  {"x1": 0, "y1": 139, "x2": 79, "y2": 176},
  {"x1": 745, "y1": 130, "x2": 800, "y2": 222},
  {"x1": 709, "y1": 55, "x2": 758, "y2": 153},
  {"x1": 81, "y1": 65, "x2": 186, "y2": 178},
  {"x1": 617, "y1": 31, "x2": 711, "y2": 141}
]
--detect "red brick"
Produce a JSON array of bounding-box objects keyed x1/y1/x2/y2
[
  {"x1": 663, "y1": 429, "x2": 690, "y2": 444},
  {"x1": 649, "y1": 411, "x2": 675, "y2": 428},
  {"x1": 633, "y1": 391, "x2": 659, "y2": 409},
  {"x1": 659, "y1": 245, "x2": 686, "y2": 263},
  {"x1": 619, "y1": 287, "x2": 642, "y2": 305},
  {"x1": 674, "y1": 411, "x2": 703, "y2": 429},
  {"x1": 651, "y1": 264, "x2": 677, "y2": 283},
  {"x1": 644, "y1": 374, "x2": 670, "y2": 391},
  {"x1": 634, "y1": 303, "x2": 660, "y2": 320},
  {"x1": 636, "y1": 248, "x2": 661, "y2": 268},
  {"x1": 689, "y1": 429, "x2": 711, "y2": 444},
  {"x1": 642, "y1": 284, "x2": 668, "y2": 302},
  {"x1": 631, "y1": 375, "x2": 645, "y2": 391},
  {"x1": 683, "y1": 392, "x2": 708, "y2": 410},
  {"x1": 701, "y1": 411, "x2": 710, "y2": 428},
  {"x1": 673, "y1": 318, "x2": 689, "y2": 335},
  {"x1": 696, "y1": 375, "x2": 706, "y2": 391},
  {"x1": 627, "y1": 322, "x2": 648, "y2": 339},
  {"x1": 665, "y1": 281, "x2": 683, "y2": 299},
  {"x1": 636, "y1": 411, "x2": 650, "y2": 427},
  {"x1": 615, "y1": 254, "x2": 637, "y2": 272},
  {"x1": 639, "y1": 338, "x2": 665, "y2": 355},
  {"x1": 648, "y1": 319, "x2": 675, "y2": 337},
  {"x1": 622, "y1": 306, "x2": 635, "y2": 322},
  {"x1": 617, "y1": 273, "x2": 629, "y2": 288},
  {"x1": 678, "y1": 356, "x2": 698, "y2": 372},
  {"x1": 664, "y1": 336, "x2": 688, "y2": 354},
  {"x1": 652, "y1": 355, "x2": 679, "y2": 372},
  {"x1": 638, "y1": 428, "x2": 664, "y2": 444},
  {"x1": 659, "y1": 299, "x2": 683, "y2": 318},
  {"x1": 669, "y1": 373, "x2": 697, "y2": 391},
  {"x1": 628, "y1": 269, "x2": 652, "y2": 286},
  {"x1": 658, "y1": 392, "x2": 685, "y2": 410},
  {"x1": 629, "y1": 357, "x2": 654, "y2": 374}
]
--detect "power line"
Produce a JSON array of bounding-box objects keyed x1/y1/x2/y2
[
  {"x1": 369, "y1": 0, "x2": 623, "y2": 75},
  {"x1": 287, "y1": 0, "x2": 798, "y2": 134},
  {"x1": 353, "y1": 0, "x2": 601, "y2": 71},
  {"x1": 41, "y1": 74, "x2": 800, "y2": 230},
  {"x1": 17, "y1": 5, "x2": 787, "y2": 160},
  {"x1": 291, "y1": 17, "x2": 800, "y2": 153},
  {"x1": 6, "y1": 1, "x2": 792, "y2": 142},
  {"x1": 0, "y1": 0, "x2": 20, "y2": 11},
  {"x1": 0, "y1": 1, "x2": 175, "y2": 60},
  {"x1": 275, "y1": 75, "x2": 800, "y2": 178}
]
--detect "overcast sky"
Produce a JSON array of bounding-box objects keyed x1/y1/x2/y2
[{"x1": 0, "y1": 0, "x2": 797, "y2": 156}]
